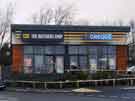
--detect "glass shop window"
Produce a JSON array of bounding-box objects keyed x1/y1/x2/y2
[
  {"x1": 44, "y1": 56, "x2": 54, "y2": 73},
  {"x1": 24, "y1": 46, "x2": 33, "y2": 54},
  {"x1": 69, "y1": 46, "x2": 78, "y2": 54},
  {"x1": 108, "y1": 57, "x2": 116, "y2": 70},
  {"x1": 34, "y1": 46, "x2": 44, "y2": 54},
  {"x1": 79, "y1": 56, "x2": 87, "y2": 69},
  {"x1": 34, "y1": 55, "x2": 44, "y2": 73},
  {"x1": 98, "y1": 46, "x2": 108, "y2": 69},
  {"x1": 78, "y1": 46, "x2": 87, "y2": 54},
  {"x1": 108, "y1": 46, "x2": 116, "y2": 55},
  {"x1": 44, "y1": 46, "x2": 55, "y2": 54},
  {"x1": 88, "y1": 46, "x2": 98, "y2": 71},
  {"x1": 24, "y1": 55, "x2": 33, "y2": 73},
  {"x1": 89, "y1": 46, "x2": 97, "y2": 55},
  {"x1": 55, "y1": 46, "x2": 65, "y2": 54},
  {"x1": 108, "y1": 46, "x2": 116, "y2": 70},
  {"x1": 89, "y1": 58, "x2": 97, "y2": 71},
  {"x1": 70, "y1": 56, "x2": 78, "y2": 69}
]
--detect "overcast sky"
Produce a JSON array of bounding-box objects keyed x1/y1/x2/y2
[{"x1": 1, "y1": 0, "x2": 135, "y2": 25}]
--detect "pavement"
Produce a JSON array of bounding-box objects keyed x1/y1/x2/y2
[
  {"x1": 6, "y1": 87, "x2": 101, "y2": 93},
  {"x1": 2, "y1": 86, "x2": 135, "y2": 101},
  {"x1": 7, "y1": 86, "x2": 130, "y2": 94},
  {"x1": 0, "y1": 90, "x2": 122, "y2": 101}
]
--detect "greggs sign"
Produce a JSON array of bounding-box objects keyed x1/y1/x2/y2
[{"x1": 83, "y1": 33, "x2": 112, "y2": 40}]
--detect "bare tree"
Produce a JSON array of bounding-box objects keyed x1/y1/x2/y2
[
  {"x1": 31, "y1": 4, "x2": 75, "y2": 25},
  {"x1": 128, "y1": 20, "x2": 135, "y2": 65},
  {"x1": 32, "y1": 7, "x2": 53, "y2": 24},
  {"x1": 74, "y1": 18, "x2": 90, "y2": 25},
  {"x1": 118, "y1": 20, "x2": 124, "y2": 26},
  {"x1": 0, "y1": 3, "x2": 14, "y2": 49},
  {"x1": 129, "y1": 20, "x2": 135, "y2": 43},
  {"x1": 54, "y1": 5, "x2": 74, "y2": 25}
]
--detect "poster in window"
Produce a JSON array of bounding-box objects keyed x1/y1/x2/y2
[
  {"x1": 24, "y1": 58, "x2": 32, "y2": 73},
  {"x1": 109, "y1": 58, "x2": 115, "y2": 70},
  {"x1": 90, "y1": 59, "x2": 97, "y2": 72}
]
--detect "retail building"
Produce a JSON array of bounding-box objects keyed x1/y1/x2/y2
[{"x1": 11, "y1": 24, "x2": 130, "y2": 75}]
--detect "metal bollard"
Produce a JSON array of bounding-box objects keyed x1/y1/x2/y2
[
  {"x1": 113, "y1": 79, "x2": 115, "y2": 87},
  {"x1": 44, "y1": 82, "x2": 47, "y2": 89},
  {"x1": 76, "y1": 81, "x2": 79, "y2": 88},
  {"x1": 60, "y1": 82, "x2": 63, "y2": 89},
  {"x1": 130, "y1": 79, "x2": 133, "y2": 86},
  {"x1": 105, "y1": 80, "x2": 108, "y2": 86},
  {"x1": 33, "y1": 81, "x2": 36, "y2": 88},
  {"x1": 95, "y1": 81, "x2": 97, "y2": 87}
]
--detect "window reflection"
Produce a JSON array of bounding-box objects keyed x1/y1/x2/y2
[
  {"x1": 24, "y1": 46, "x2": 33, "y2": 54},
  {"x1": 89, "y1": 46, "x2": 98, "y2": 71},
  {"x1": 34, "y1": 55, "x2": 44, "y2": 73},
  {"x1": 55, "y1": 46, "x2": 65, "y2": 54},
  {"x1": 34, "y1": 46, "x2": 44, "y2": 54},
  {"x1": 70, "y1": 56, "x2": 78, "y2": 69},
  {"x1": 79, "y1": 56, "x2": 87, "y2": 69},
  {"x1": 23, "y1": 45, "x2": 116, "y2": 74},
  {"x1": 45, "y1": 46, "x2": 55, "y2": 54},
  {"x1": 108, "y1": 46, "x2": 116, "y2": 70},
  {"x1": 78, "y1": 46, "x2": 87, "y2": 54},
  {"x1": 98, "y1": 46, "x2": 108, "y2": 69},
  {"x1": 44, "y1": 56, "x2": 54, "y2": 73},
  {"x1": 69, "y1": 46, "x2": 78, "y2": 54}
]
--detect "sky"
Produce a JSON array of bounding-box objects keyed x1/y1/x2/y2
[{"x1": 1, "y1": 0, "x2": 135, "y2": 25}]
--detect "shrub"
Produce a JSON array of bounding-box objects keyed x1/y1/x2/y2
[
  {"x1": 77, "y1": 71, "x2": 89, "y2": 80},
  {"x1": 91, "y1": 71, "x2": 115, "y2": 80},
  {"x1": 63, "y1": 72, "x2": 78, "y2": 80},
  {"x1": 64, "y1": 71, "x2": 89, "y2": 80}
]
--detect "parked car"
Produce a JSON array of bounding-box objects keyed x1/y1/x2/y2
[{"x1": 127, "y1": 66, "x2": 135, "y2": 74}]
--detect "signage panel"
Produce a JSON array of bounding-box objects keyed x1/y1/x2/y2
[
  {"x1": 83, "y1": 33, "x2": 112, "y2": 40},
  {"x1": 13, "y1": 31, "x2": 64, "y2": 44},
  {"x1": 30, "y1": 34, "x2": 63, "y2": 40}
]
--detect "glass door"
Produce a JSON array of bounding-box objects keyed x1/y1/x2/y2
[
  {"x1": 55, "y1": 56, "x2": 64, "y2": 74},
  {"x1": 34, "y1": 55, "x2": 44, "y2": 73},
  {"x1": 44, "y1": 56, "x2": 54, "y2": 73},
  {"x1": 88, "y1": 46, "x2": 98, "y2": 72}
]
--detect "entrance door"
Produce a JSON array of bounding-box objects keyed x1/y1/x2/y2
[
  {"x1": 34, "y1": 55, "x2": 44, "y2": 73},
  {"x1": 55, "y1": 56, "x2": 64, "y2": 74}
]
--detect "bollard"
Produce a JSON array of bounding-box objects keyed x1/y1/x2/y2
[
  {"x1": 128, "y1": 79, "x2": 130, "y2": 86},
  {"x1": 13, "y1": 81, "x2": 17, "y2": 87},
  {"x1": 95, "y1": 80, "x2": 97, "y2": 87},
  {"x1": 130, "y1": 79, "x2": 133, "y2": 86},
  {"x1": 33, "y1": 81, "x2": 36, "y2": 88},
  {"x1": 105, "y1": 80, "x2": 108, "y2": 86},
  {"x1": 76, "y1": 81, "x2": 79, "y2": 88},
  {"x1": 59, "y1": 81, "x2": 63, "y2": 89},
  {"x1": 44, "y1": 82, "x2": 47, "y2": 89},
  {"x1": 89, "y1": 81, "x2": 91, "y2": 87},
  {"x1": 22, "y1": 82, "x2": 24, "y2": 88},
  {"x1": 100, "y1": 81, "x2": 103, "y2": 86},
  {"x1": 113, "y1": 79, "x2": 115, "y2": 87}
]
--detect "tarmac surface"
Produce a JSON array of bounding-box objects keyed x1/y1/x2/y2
[{"x1": 0, "y1": 86, "x2": 135, "y2": 101}]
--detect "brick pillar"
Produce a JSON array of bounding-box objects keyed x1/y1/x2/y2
[
  {"x1": 12, "y1": 45, "x2": 23, "y2": 73},
  {"x1": 116, "y1": 46, "x2": 128, "y2": 74}
]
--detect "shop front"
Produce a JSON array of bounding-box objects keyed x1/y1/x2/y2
[{"x1": 11, "y1": 25, "x2": 130, "y2": 79}]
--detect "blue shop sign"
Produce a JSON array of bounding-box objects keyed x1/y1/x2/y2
[{"x1": 83, "y1": 33, "x2": 112, "y2": 40}]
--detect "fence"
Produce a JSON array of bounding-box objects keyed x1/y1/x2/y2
[
  {"x1": 6, "y1": 78, "x2": 135, "y2": 89},
  {"x1": 3, "y1": 65, "x2": 135, "y2": 81}
]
